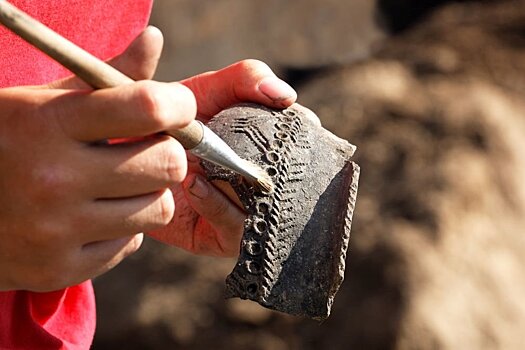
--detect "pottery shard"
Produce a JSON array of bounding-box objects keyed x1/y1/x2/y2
[{"x1": 202, "y1": 103, "x2": 359, "y2": 320}]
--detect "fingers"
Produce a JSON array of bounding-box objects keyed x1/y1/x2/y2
[
  {"x1": 49, "y1": 26, "x2": 164, "y2": 90},
  {"x1": 109, "y1": 26, "x2": 164, "y2": 81},
  {"x1": 77, "y1": 234, "x2": 144, "y2": 284},
  {"x1": 81, "y1": 136, "x2": 187, "y2": 198},
  {"x1": 82, "y1": 189, "x2": 175, "y2": 242},
  {"x1": 181, "y1": 59, "x2": 297, "y2": 119},
  {"x1": 46, "y1": 81, "x2": 196, "y2": 141},
  {"x1": 183, "y1": 174, "x2": 246, "y2": 257},
  {"x1": 10, "y1": 232, "x2": 143, "y2": 292},
  {"x1": 21, "y1": 188, "x2": 173, "y2": 291}
]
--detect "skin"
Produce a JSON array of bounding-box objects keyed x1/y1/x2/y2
[{"x1": 0, "y1": 26, "x2": 296, "y2": 292}]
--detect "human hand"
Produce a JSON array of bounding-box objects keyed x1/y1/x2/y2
[
  {"x1": 149, "y1": 59, "x2": 297, "y2": 257},
  {"x1": 0, "y1": 27, "x2": 196, "y2": 291}
]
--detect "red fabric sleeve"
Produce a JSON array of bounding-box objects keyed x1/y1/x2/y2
[
  {"x1": 0, "y1": 282, "x2": 96, "y2": 350},
  {"x1": 0, "y1": 0, "x2": 153, "y2": 87},
  {"x1": 0, "y1": 0, "x2": 152, "y2": 349}
]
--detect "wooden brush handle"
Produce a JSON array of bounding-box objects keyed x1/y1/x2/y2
[{"x1": 0, "y1": 0, "x2": 203, "y2": 149}]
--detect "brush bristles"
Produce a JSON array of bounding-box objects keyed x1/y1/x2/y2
[
  {"x1": 240, "y1": 160, "x2": 274, "y2": 193},
  {"x1": 255, "y1": 175, "x2": 274, "y2": 193}
]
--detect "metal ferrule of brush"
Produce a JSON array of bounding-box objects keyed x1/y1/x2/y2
[{"x1": 189, "y1": 122, "x2": 258, "y2": 182}]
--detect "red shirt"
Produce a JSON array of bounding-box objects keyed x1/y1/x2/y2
[
  {"x1": 0, "y1": 0, "x2": 152, "y2": 348},
  {"x1": 0, "y1": 0, "x2": 152, "y2": 87}
]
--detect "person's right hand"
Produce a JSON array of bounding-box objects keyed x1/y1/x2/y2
[{"x1": 0, "y1": 27, "x2": 195, "y2": 292}]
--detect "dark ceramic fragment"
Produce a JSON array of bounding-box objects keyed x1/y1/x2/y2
[{"x1": 203, "y1": 103, "x2": 359, "y2": 320}]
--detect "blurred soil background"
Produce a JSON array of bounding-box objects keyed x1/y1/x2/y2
[{"x1": 93, "y1": 0, "x2": 525, "y2": 349}]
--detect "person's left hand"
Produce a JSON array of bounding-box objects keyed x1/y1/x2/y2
[{"x1": 148, "y1": 59, "x2": 297, "y2": 257}]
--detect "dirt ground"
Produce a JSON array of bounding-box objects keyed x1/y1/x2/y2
[{"x1": 93, "y1": 1, "x2": 525, "y2": 349}]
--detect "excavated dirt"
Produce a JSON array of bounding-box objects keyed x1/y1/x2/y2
[{"x1": 93, "y1": 0, "x2": 525, "y2": 349}]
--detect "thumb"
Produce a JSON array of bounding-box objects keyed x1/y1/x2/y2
[
  {"x1": 181, "y1": 59, "x2": 297, "y2": 119},
  {"x1": 183, "y1": 174, "x2": 246, "y2": 257},
  {"x1": 48, "y1": 26, "x2": 164, "y2": 89}
]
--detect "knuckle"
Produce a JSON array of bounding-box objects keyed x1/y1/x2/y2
[
  {"x1": 88, "y1": 239, "x2": 136, "y2": 278},
  {"x1": 123, "y1": 234, "x2": 144, "y2": 257},
  {"x1": 30, "y1": 165, "x2": 74, "y2": 203},
  {"x1": 235, "y1": 59, "x2": 270, "y2": 73},
  {"x1": 155, "y1": 190, "x2": 175, "y2": 226},
  {"x1": 136, "y1": 81, "x2": 197, "y2": 130},
  {"x1": 162, "y1": 140, "x2": 187, "y2": 183},
  {"x1": 27, "y1": 219, "x2": 70, "y2": 249},
  {"x1": 93, "y1": 236, "x2": 143, "y2": 274},
  {"x1": 171, "y1": 82, "x2": 197, "y2": 126},
  {"x1": 135, "y1": 81, "x2": 170, "y2": 128}
]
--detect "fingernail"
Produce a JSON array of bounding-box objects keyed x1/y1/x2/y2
[
  {"x1": 189, "y1": 175, "x2": 209, "y2": 199},
  {"x1": 258, "y1": 76, "x2": 297, "y2": 102}
]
